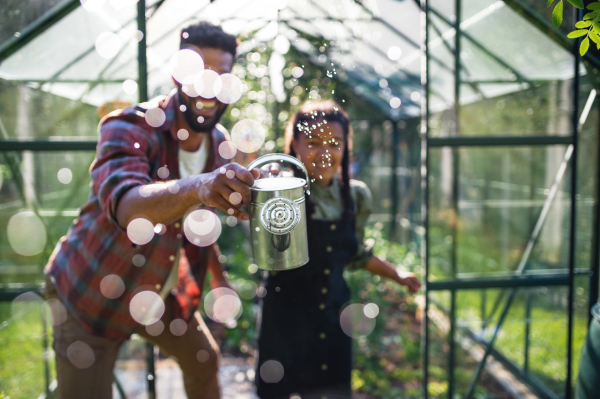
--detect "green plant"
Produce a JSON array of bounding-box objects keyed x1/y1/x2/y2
[{"x1": 549, "y1": 0, "x2": 600, "y2": 55}]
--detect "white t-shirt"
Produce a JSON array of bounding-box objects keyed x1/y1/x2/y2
[
  {"x1": 178, "y1": 136, "x2": 209, "y2": 178},
  {"x1": 160, "y1": 136, "x2": 209, "y2": 299}
]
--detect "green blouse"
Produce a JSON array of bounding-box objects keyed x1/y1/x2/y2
[{"x1": 309, "y1": 176, "x2": 373, "y2": 270}]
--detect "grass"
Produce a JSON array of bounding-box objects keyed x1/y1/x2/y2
[{"x1": 0, "y1": 301, "x2": 55, "y2": 399}]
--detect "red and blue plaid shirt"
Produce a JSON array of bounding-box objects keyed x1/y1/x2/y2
[{"x1": 45, "y1": 92, "x2": 229, "y2": 339}]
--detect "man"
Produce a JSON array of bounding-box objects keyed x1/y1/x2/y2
[{"x1": 44, "y1": 22, "x2": 255, "y2": 398}]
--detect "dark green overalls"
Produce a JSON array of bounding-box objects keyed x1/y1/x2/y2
[{"x1": 255, "y1": 215, "x2": 358, "y2": 399}]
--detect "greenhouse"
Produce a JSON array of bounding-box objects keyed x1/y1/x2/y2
[{"x1": 1, "y1": 0, "x2": 599, "y2": 398}]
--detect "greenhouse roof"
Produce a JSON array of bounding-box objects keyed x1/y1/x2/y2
[{"x1": 0, "y1": 0, "x2": 585, "y2": 120}]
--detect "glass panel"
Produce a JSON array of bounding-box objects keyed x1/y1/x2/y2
[
  {"x1": 450, "y1": 287, "x2": 572, "y2": 397},
  {"x1": 429, "y1": 146, "x2": 572, "y2": 281},
  {"x1": 0, "y1": 81, "x2": 99, "y2": 140},
  {"x1": 459, "y1": 81, "x2": 573, "y2": 136},
  {"x1": 0, "y1": 0, "x2": 73, "y2": 44},
  {"x1": 0, "y1": 151, "x2": 95, "y2": 285}
]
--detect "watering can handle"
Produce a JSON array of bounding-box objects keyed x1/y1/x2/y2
[{"x1": 246, "y1": 153, "x2": 310, "y2": 193}]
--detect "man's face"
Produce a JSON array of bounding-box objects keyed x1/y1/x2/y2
[{"x1": 176, "y1": 47, "x2": 234, "y2": 132}]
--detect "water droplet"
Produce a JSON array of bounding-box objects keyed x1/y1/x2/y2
[
  {"x1": 43, "y1": 298, "x2": 67, "y2": 326},
  {"x1": 145, "y1": 320, "x2": 164, "y2": 336},
  {"x1": 197, "y1": 349, "x2": 209, "y2": 363},
  {"x1": 168, "y1": 183, "x2": 180, "y2": 194},
  {"x1": 216, "y1": 73, "x2": 243, "y2": 104},
  {"x1": 67, "y1": 341, "x2": 95, "y2": 369},
  {"x1": 194, "y1": 69, "x2": 221, "y2": 99},
  {"x1": 7, "y1": 212, "x2": 47, "y2": 256},
  {"x1": 153, "y1": 223, "x2": 167, "y2": 235},
  {"x1": 145, "y1": 107, "x2": 166, "y2": 128},
  {"x1": 256, "y1": 287, "x2": 267, "y2": 298},
  {"x1": 237, "y1": 280, "x2": 258, "y2": 300},
  {"x1": 127, "y1": 218, "x2": 154, "y2": 245},
  {"x1": 226, "y1": 170, "x2": 236, "y2": 179},
  {"x1": 184, "y1": 209, "x2": 222, "y2": 247},
  {"x1": 387, "y1": 46, "x2": 402, "y2": 60},
  {"x1": 95, "y1": 32, "x2": 121, "y2": 59},
  {"x1": 339, "y1": 303, "x2": 376, "y2": 338},
  {"x1": 204, "y1": 287, "x2": 242, "y2": 323},
  {"x1": 177, "y1": 129, "x2": 189, "y2": 143},
  {"x1": 260, "y1": 360, "x2": 284, "y2": 383},
  {"x1": 132, "y1": 254, "x2": 146, "y2": 267},
  {"x1": 220, "y1": 167, "x2": 227, "y2": 174},
  {"x1": 129, "y1": 291, "x2": 165, "y2": 325},
  {"x1": 231, "y1": 119, "x2": 266, "y2": 153},
  {"x1": 197, "y1": 116, "x2": 205, "y2": 123},
  {"x1": 170, "y1": 319, "x2": 187, "y2": 336},
  {"x1": 157, "y1": 166, "x2": 169, "y2": 179},
  {"x1": 170, "y1": 49, "x2": 204, "y2": 85},
  {"x1": 100, "y1": 275, "x2": 125, "y2": 299},
  {"x1": 364, "y1": 303, "x2": 379, "y2": 318},
  {"x1": 122, "y1": 79, "x2": 138, "y2": 95},
  {"x1": 57, "y1": 168, "x2": 73, "y2": 184},
  {"x1": 248, "y1": 264, "x2": 258, "y2": 274},
  {"x1": 291, "y1": 66, "x2": 304, "y2": 78},
  {"x1": 390, "y1": 97, "x2": 401, "y2": 109},
  {"x1": 226, "y1": 216, "x2": 237, "y2": 227},
  {"x1": 218, "y1": 141, "x2": 237, "y2": 159},
  {"x1": 134, "y1": 142, "x2": 140, "y2": 149},
  {"x1": 229, "y1": 192, "x2": 242, "y2": 206}
]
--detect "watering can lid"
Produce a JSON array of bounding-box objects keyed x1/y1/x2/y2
[{"x1": 252, "y1": 176, "x2": 307, "y2": 191}]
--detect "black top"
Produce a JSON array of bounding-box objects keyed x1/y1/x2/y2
[{"x1": 256, "y1": 215, "x2": 358, "y2": 399}]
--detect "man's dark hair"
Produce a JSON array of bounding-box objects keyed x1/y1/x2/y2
[{"x1": 180, "y1": 21, "x2": 238, "y2": 56}]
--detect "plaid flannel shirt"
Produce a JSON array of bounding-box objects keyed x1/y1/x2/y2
[{"x1": 45, "y1": 92, "x2": 229, "y2": 339}]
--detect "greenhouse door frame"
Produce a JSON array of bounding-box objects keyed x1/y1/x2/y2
[{"x1": 420, "y1": 1, "x2": 600, "y2": 399}]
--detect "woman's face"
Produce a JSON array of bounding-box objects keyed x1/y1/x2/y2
[{"x1": 292, "y1": 119, "x2": 345, "y2": 186}]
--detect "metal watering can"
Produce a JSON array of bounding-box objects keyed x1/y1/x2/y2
[{"x1": 246, "y1": 154, "x2": 310, "y2": 270}]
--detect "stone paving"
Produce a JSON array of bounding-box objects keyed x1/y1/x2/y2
[{"x1": 113, "y1": 355, "x2": 259, "y2": 399}]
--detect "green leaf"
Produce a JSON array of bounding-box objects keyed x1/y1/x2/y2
[
  {"x1": 576, "y1": 20, "x2": 593, "y2": 28},
  {"x1": 588, "y1": 3, "x2": 600, "y2": 11},
  {"x1": 593, "y1": 21, "x2": 600, "y2": 32},
  {"x1": 590, "y1": 31, "x2": 600, "y2": 44},
  {"x1": 568, "y1": 29, "x2": 589, "y2": 38},
  {"x1": 548, "y1": 0, "x2": 555, "y2": 6},
  {"x1": 583, "y1": 12, "x2": 599, "y2": 20},
  {"x1": 553, "y1": 1, "x2": 564, "y2": 28},
  {"x1": 567, "y1": 0, "x2": 584, "y2": 9},
  {"x1": 581, "y1": 36, "x2": 590, "y2": 56}
]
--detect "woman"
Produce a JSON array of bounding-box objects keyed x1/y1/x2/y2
[{"x1": 255, "y1": 100, "x2": 421, "y2": 399}]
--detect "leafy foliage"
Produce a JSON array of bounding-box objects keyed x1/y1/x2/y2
[{"x1": 553, "y1": 0, "x2": 600, "y2": 55}]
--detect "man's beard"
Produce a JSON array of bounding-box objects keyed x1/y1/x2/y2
[{"x1": 178, "y1": 88, "x2": 228, "y2": 133}]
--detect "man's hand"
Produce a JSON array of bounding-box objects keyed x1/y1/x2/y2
[{"x1": 196, "y1": 163, "x2": 260, "y2": 220}]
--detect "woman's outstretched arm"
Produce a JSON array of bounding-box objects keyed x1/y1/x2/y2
[{"x1": 364, "y1": 255, "x2": 421, "y2": 293}]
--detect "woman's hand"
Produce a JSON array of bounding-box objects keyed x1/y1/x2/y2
[
  {"x1": 258, "y1": 163, "x2": 282, "y2": 178},
  {"x1": 365, "y1": 256, "x2": 421, "y2": 293},
  {"x1": 396, "y1": 271, "x2": 421, "y2": 293}
]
